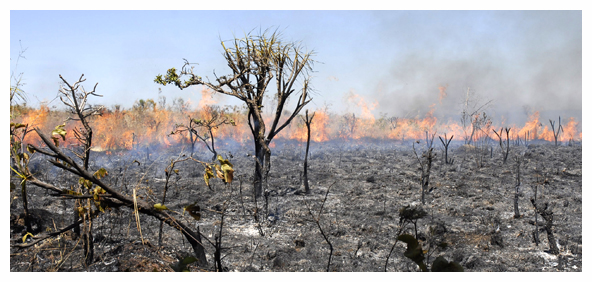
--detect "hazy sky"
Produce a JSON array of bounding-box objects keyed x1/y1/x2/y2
[{"x1": 9, "y1": 9, "x2": 583, "y2": 125}]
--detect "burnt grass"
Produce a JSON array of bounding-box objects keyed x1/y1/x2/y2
[{"x1": 10, "y1": 140, "x2": 582, "y2": 272}]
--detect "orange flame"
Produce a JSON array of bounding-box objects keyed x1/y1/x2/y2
[{"x1": 11, "y1": 98, "x2": 582, "y2": 152}]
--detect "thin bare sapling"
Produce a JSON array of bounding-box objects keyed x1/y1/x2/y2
[
  {"x1": 413, "y1": 141, "x2": 434, "y2": 205},
  {"x1": 549, "y1": 117, "x2": 564, "y2": 147},
  {"x1": 438, "y1": 133, "x2": 454, "y2": 164},
  {"x1": 492, "y1": 127, "x2": 511, "y2": 164},
  {"x1": 303, "y1": 182, "x2": 336, "y2": 272},
  {"x1": 170, "y1": 105, "x2": 235, "y2": 160},
  {"x1": 302, "y1": 109, "x2": 315, "y2": 194}
]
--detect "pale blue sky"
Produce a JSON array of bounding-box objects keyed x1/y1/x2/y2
[{"x1": 10, "y1": 10, "x2": 583, "y2": 124}]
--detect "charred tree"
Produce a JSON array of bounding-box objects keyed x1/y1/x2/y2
[
  {"x1": 425, "y1": 131, "x2": 436, "y2": 150},
  {"x1": 460, "y1": 87, "x2": 492, "y2": 145},
  {"x1": 13, "y1": 75, "x2": 211, "y2": 268},
  {"x1": 302, "y1": 110, "x2": 315, "y2": 194},
  {"x1": 438, "y1": 133, "x2": 453, "y2": 164},
  {"x1": 513, "y1": 154, "x2": 523, "y2": 219},
  {"x1": 156, "y1": 29, "x2": 314, "y2": 198},
  {"x1": 549, "y1": 117, "x2": 564, "y2": 147},
  {"x1": 23, "y1": 128, "x2": 209, "y2": 266},
  {"x1": 530, "y1": 199, "x2": 560, "y2": 255},
  {"x1": 343, "y1": 113, "x2": 357, "y2": 138},
  {"x1": 57, "y1": 74, "x2": 105, "y2": 266},
  {"x1": 533, "y1": 185, "x2": 540, "y2": 246},
  {"x1": 492, "y1": 127, "x2": 511, "y2": 164},
  {"x1": 413, "y1": 142, "x2": 434, "y2": 205},
  {"x1": 9, "y1": 123, "x2": 34, "y2": 234},
  {"x1": 158, "y1": 155, "x2": 189, "y2": 247},
  {"x1": 170, "y1": 106, "x2": 235, "y2": 160},
  {"x1": 303, "y1": 182, "x2": 335, "y2": 271}
]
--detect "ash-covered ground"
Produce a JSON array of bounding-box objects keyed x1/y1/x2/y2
[{"x1": 10, "y1": 139, "x2": 582, "y2": 272}]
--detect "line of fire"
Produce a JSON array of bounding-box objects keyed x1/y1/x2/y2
[{"x1": 10, "y1": 87, "x2": 582, "y2": 155}]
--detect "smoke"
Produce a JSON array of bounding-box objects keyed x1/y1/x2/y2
[{"x1": 371, "y1": 11, "x2": 581, "y2": 125}]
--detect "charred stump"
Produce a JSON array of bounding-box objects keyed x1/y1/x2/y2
[{"x1": 530, "y1": 198, "x2": 559, "y2": 255}]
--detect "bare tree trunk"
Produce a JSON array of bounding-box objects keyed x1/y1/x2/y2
[
  {"x1": 253, "y1": 143, "x2": 263, "y2": 198},
  {"x1": 303, "y1": 110, "x2": 315, "y2": 194},
  {"x1": 533, "y1": 185, "x2": 540, "y2": 246},
  {"x1": 21, "y1": 181, "x2": 32, "y2": 233},
  {"x1": 514, "y1": 155, "x2": 522, "y2": 218},
  {"x1": 421, "y1": 148, "x2": 434, "y2": 205},
  {"x1": 303, "y1": 137, "x2": 311, "y2": 194}
]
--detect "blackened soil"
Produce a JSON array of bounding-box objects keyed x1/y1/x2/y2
[{"x1": 9, "y1": 141, "x2": 582, "y2": 272}]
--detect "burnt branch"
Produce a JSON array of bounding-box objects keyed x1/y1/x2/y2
[
  {"x1": 303, "y1": 182, "x2": 335, "y2": 272},
  {"x1": 27, "y1": 128, "x2": 208, "y2": 266},
  {"x1": 12, "y1": 219, "x2": 84, "y2": 249},
  {"x1": 413, "y1": 142, "x2": 434, "y2": 205}
]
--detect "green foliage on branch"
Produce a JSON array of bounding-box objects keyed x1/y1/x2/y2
[{"x1": 398, "y1": 234, "x2": 463, "y2": 272}]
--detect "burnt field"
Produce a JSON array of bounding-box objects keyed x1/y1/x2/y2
[{"x1": 10, "y1": 140, "x2": 582, "y2": 272}]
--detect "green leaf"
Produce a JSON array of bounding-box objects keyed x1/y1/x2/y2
[
  {"x1": 183, "y1": 202, "x2": 201, "y2": 220},
  {"x1": 217, "y1": 155, "x2": 233, "y2": 168},
  {"x1": 93, "y1": 187, "x2": 106, "y2": 195},
  {"x1": 221, "y1": 164, "x2": 234, "y2": 183},
  {"x1": 12, "y1": 123, "x2": 27, "y2": 129},
  {"x1": 181, "y1": 256, "x2": 198, "y2": 265},
  {"x1": 170, "y1": 256, "x2": 198, "y2": 272},
  {"x1": 77, "y1": 206, "x2": 87, "y2": 217},
  {"x1": 51, "y1": 124, "x2": 67, "y2": 141},
  {"x1": 431, "y1": 256, "x2": 464, "y2": 272},
  {"x1": 154, "y1": 203, "x2": 169, "y2": 211},
  {"x1": 217, "y1": 155, "x2": 234, "y2": 183},
  {"x1": 204, "y1": 165, "x2": 214, "y2": 187},
  {"x1": 22, "y1": 232, "x2": 34, "y2": 243},
  {"x1": 94, "y1": 168, "x2": 108, "y2": 179},
  {"x1": 62, "y1": 189, "x2": 83, "y2": 196},
  {"x1": 397, "y1": 234, "x2": 428, "y2": 272}
]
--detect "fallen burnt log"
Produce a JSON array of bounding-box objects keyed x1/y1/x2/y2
[{"x1": 22, "y1": 128, "x2": 208, "y2": 267}]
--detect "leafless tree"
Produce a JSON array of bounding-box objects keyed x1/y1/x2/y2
[
  {"x1": 343, "y1": 113, "x2": 357, "y2": 138},
  {"x1": 513, "y1": 153, "x2": 524, "y2": 219},
  {"x1": 549, "y1": 117, "x2": 564, "y2": 146},
  {"x1": 302, "y1": 110, "x2": 315, "y2": 194},
  {"x1": 303, "y1": 182, "x2": 335, "y2": 271},
  {"x1": 492, "y1": 127, "x2": 511, "y2": 164},
  {"x1": 459, "y1": 87, "x2": 492, "y2": 145},
  {"x1": 156, "y1": 29, "x2": 314, "y2": 198},
  {"x1": 170, "y1": 106, "x2": 235, "y2": 160},
  {"x1": 438, "y1": 133, "x2": 454, "y2": 164},
  {"x1": 10, "y1": 41, "x2": 28, "y2": 111},
  {"x1": 413, "y1": 142, "x2": 434, "y2": 205}
]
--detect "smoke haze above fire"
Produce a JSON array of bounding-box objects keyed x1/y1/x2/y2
[{"x1": 9, "y1": 6, "x2": 583, "y2": 126}]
